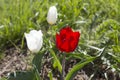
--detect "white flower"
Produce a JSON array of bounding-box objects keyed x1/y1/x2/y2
[
  {"x1": 24, "y1": 30, "x2": 43, "y2": 53},
  {"x1": 47, "y1": 6, "x2": 57, "y2": 25}
]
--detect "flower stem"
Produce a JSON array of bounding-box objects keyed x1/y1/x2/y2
[{"x1": 62, "y1": 53, "x2": 66, "y2": 80}]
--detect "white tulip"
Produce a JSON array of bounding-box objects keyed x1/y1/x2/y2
[
  {"x1": 24, "y1": 30, "x2": 43, "y2": 53},
  {"x1": 47, "y1": 6, "x2": 57, "y2": 25}
]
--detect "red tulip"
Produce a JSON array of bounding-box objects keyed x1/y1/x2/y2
[{"x1": 56, "y1": 26, "x2": 80, "y2": 53}]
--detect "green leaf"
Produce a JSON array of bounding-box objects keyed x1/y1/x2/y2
[
  {"x1": 112, "y1": 45, "x2": 120, "y2": 53},
  {"x1": 32, "y1": 65, "x2": 41, "y2": 80},
  {"x1": 49, "y1": 49, "x2": 62, "y2": 73},
  {"x1": 66, "y1": 52, "x2": 91, "y2": 60},
  {"x1": 108, "y1": 53, "x2": 120, "y2": 63},
  {"x1": 8, "y1": 71, "x2": 37, "y2": 80},
  {"x1": 8, "y1": 66, "x2": 41, "y2": 80},
  {"x1": 65, "y1": 57, "x2": 96, "y2": 80},
  {"x1": 1, "y1": 77, "x2": 7, "y2": 80},
  {"x1": 53, "y1": 60, "x2": 58, "y2": 68},
  {"x1": 32, "y1": 50, "x2": 45, "y2": 72},
  {"x1": 48, "y1": 71, "x2": 53, "y2": 80}
]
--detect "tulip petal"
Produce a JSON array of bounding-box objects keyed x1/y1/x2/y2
[
  {"x1": 60, "y1": 40, "x2": 69, "y2": 52},
  {"x1": 71, "y1": 32, "x2": 80, "y2": 51},
  {"x1": 56, "y1": 33, "x2": 61, "y2": 50},
  {"x1": 24, "y1": 30, "x2": 43, "y2": 53},
  {"x1": 60, "y1": 27, "x2": 72, "y2": 35},
  {"x1": 25, "y1": 33, "x2": 38, "y2": 53},
  {"x1": 56, "y1": 27, "x2": 80, "y2": 53}
]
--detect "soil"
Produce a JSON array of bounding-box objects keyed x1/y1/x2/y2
[
  {"x1": 0, "y1": 47, "x2": 120, "y2": 80},
  {"x1": 0, "y1": 47, "x2": 32, "y2": 78}
]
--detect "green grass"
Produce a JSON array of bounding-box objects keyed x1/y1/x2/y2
[
  {"x1": 0, "y1": 0, "x2": 120, "y2": 50},
  {"x1": 0, "y1": 0, "x2": 120, "y2": 79}
]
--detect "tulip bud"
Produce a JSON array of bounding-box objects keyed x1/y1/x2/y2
[
  {"x1": 47, "y1": 6, "x2": 57, "y2": 25},
  {"x1": 24, "y1": 30, "x2": 43, "y2": 53}
]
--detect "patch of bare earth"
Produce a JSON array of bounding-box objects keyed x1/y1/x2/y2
[
  {"x1": 0, "y1": 47, "x2": 120, "y2": 80},
  {"x1": 0, "y1": 47, "x2": 32, "y2": 78}
]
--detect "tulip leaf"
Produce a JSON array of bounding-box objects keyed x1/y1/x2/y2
[
  {"x1": 65, "y1": 57, "x2": 96, "y2": 80},
  {"x1": 7, "y1": 70, "x2": 40, "y2": 80},
  {"x1": 53, "y1": 60, "x2": 57, "y2": 68},
  {"x1": 66, "y1": 52, "x2": 92, "y2": 60},
  {"x1": 49, "y1": 49, "x2": 62, "y2": 73},
  {"x1": 48, "y1": 71, "x2": 53, "y2": 80},
  {"x1": 32, "y1": 50, "x2": 45, "y2": 72},
  {"x1": 32, "y1": 65, "x2": 41, "y2": 80}
]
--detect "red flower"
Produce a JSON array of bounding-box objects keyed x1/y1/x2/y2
[{"x1": 56, "y1": 26, "x2": 80, "y2": 53}]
